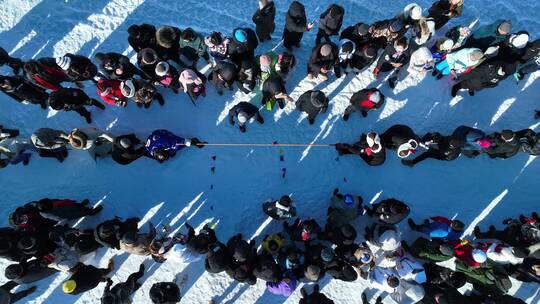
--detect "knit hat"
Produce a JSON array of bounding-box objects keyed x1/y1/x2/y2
[
  {"x1": 63, "y1": 280, "x2": 77, "y2": 293},
  {"x1": 472, "y1": 249, "x2": 487, "y2": 263},
  {"x1": 408, "y1": 4, "x2": 422, "y2": 20},
  {"x1": 127, "y1": 24, "x2": 140, "y2": 38},
  {"x1": 140, "y1": 48, "x2": 157, "y2": 64},
  {"x1": 441, "y1": 39, "x2": 454, "y2": 51},
  {"x1": 237, "y1": 112, "x2": 248, "y2": 124},
  {"x1": 305, "y1": 265, "x2": 321, "y2": 281},
  {"x1": 469, "y1": 50, "x2": 484, "y2": 61},
  {"x1": 156, "y1": 26, "x2": 180, "y2": 48},
  {"x1": 497, "y1": 20, "x2": 512, "y2": 35},
  {"x1": 56, "y1": 56, "x2": 72, "y2": 70},
  {"x1": 120, "y1": 80, "x2": 136, "y2": 98},
  {"x1": 233, "y1": 241, "x2": 251, "y2": 262},
  {"x1": 208, "y1": 32, "x2": 223, "y2": 46},
  {"x1": 234, "y1": 29, "x2": 248, "y2": 43},
  {"x1": 356, "y1": 23, "x2": 370, "y2": 36},
  {"x1": 369, "y1": 90, "x2": 381, "y2": 103},
  {"x1": 478, "y1": 138, "x2": 492, "y2": 148},
  {"x1": 5, "y1": 264, "x2": 23, "y2": 280},
  {"x1": 364, "y1": 47, "x2": 377, "y2": 58},
  {"x1": 509, "y1": 32, "x2": 529, "y2": 49},
  {"x1": 320, "y1": 44, "x2": 332, "y2": 57},
  {"x1": 155, "y1": 61, "x2": 170, "y2": 77},
  {"x1": 310, "y1": 90, "x2": 326, "y2": 108},
  {"x1": 119, "y1": 138, "x2": 132, "y2": 149},
  {"x1": 501, "y1": 130, "x2": 515, "y2": 142},
  {"x1": 259, "y1": 54, "x2": 271, "y2": 67}
]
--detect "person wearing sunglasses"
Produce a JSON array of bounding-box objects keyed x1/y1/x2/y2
[
  {"x1": 381, "y1": 124, "x2": 423, "y2": 159},
  {"x1": 401, "y1": 132, "x2": 462, "y2": 167}
]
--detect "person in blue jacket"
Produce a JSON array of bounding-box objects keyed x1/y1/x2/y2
[
  {"x1": 145, "y1": 129, "x2": 206, "y2": 163},
  {"x1": 408, "y1": 216, "x2": 465, "y2": 241}
]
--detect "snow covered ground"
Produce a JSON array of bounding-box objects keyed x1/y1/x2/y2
[{"x1": 0, "y1": 0, "x2": 540, "y2": 303}]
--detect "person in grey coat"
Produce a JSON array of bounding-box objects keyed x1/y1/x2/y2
[{"x1": 31, "y1": 128, "x2": 69, "y2": 162}]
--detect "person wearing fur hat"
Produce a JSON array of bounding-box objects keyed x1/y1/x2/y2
[
  {"x1": 179, "y1": 28, "x2": 209, "y2": 66},
  {"x1": 155, "y1": 25, "x2": 182, "y2": 65},
  {"x1": 408, "y1": 216, "x2": 465, "y2": 241},
  {"x1": 340, "y1": 22, "x2": 371, "y2": 47},
  {"x1": 428, "y1": 0, "x2": 464, "y2": 30},
  {"x1": 450, "y1": 125, "x2": 491, "y2": 158},
  {"x1": 343, "y1": 88, "x2": 384, "y2": 120},
  {"x1": 209, "y1": 60, "x2": 238, "y2": 95},
  {"x1": 204, "y1": 32, "x2": 230, "y2": 66},
  {"x1": 299, "y1": 284, "x2": 335, "y2": 304},
  {"x1": 262, "y1": 195, "x2": 297, "y2": 220},
  {"x1": 451, "y1": 59, "x2": 516, "y2": 97},
  {"x1": 466, "y1": 19, "x2": 512, "y2": 51},
  {"x1": 34, "y1": 198, "x2": 102, "y2": 222},
  {"x1": 365, "y1": 223, "x2": 401, "y2": 251},
  {"x1": 111, "y1": 133, "x2": 148, "y2": 165},
  {"x1": 373, "y1": 37, "x2": 409, "y2": 78},
  {"x1": 23, "y1": 58, "x2": 69, "y2": 91},
  {"x1": 315, "y1": 4, "x2": 345, "y2": 45},
  {"x1": 96, "y1": 78, "x2": 127, "y2": 107},
  {"x1": 307, "y1": 42, "x2": 340, "y2": 80},
  {"x1": 228, "y1": 102, "x2": 264, "y2": 133},
  {"x1": 295, "y1": 90, "x2": 328, "y2": 124},
  {"x1": 178, "y1": 68, "x2": 206, "y2": 101},
  {"x1": 369, "y1": 17, "x2": 408, "y2": 47},
  {"x1": 433, "y1": 47, "x2": 484, "y2": 79},
  {"x1": 55, "y1": 53, "x2": 97, "y2": 83},
  {"x1": 388, "y1": 46, "x2": 434, "y2": 89},
  {"x1": 137, "y1": 47, "x2": 160, "y2": 80},
  {"x1": 335, "y1": 132, "x2": 387, "y2": 166},
  {"x1": 401, "y1": 132, "x2": 463, "y2": 167},
  {"x1": 282, "y1": 1, "x2": 314, "y2": 50},
  {"x1": 127, "y1": 23, "x2": 157, "y2": 52},
  {"x1": 31, "y1": 128, "x2": 69, "y2": 162},
  {"x1": 484, "y1": 130, "x2": 522, "y2": 159},
  {"x1": 101, "y1": 264, "x2": 145, "y2": 304},
  {"x1": 95, "y1": 52, "x2": 149, "y2": 80},
  {"x1": 0, "y1": 46, "x2": 23, "y2": 75},
  {"x1": 48, "y1": 87, "x2": 105, "y2": 123},
  {"x1": 228, "y1": 27, "x2": 259, "y2": 66},
  {"x1": 0, "y1": 281, "x2": 36, "y2": 304},
  {"x1": 67, "y1": 127, "x2": 114, "y2": 159},
  {"x1": 381, "y1": 124, "x2": 422, "y2": 159},
  {"x1": 145, "y1": 129, "x2": 206, "y2": 163},
  {"x1": 120, "y1": 79, "x2": 164, "y2": 108},
  {"x1": 62, "y1": 260, "x2": 114, "y2": 296},
  {"x1": 495, "y1": 31, "x2": 530, "y2": 64},
  {"x1": 0, "y1": 75, "x2": 48, "y2": 108},
  {"x1": 154, "y1": 61, "x2": 180, "y2": 93},
  {"x1": 252, "y1": 0, "x2": 276, "y2": 42},
  {"x1": 5, "y1": 260, "x2": 57, "y2": 284},
  {"x1": 261, "y1": 74, "x2": 293, "y2": 110},
  {"x1": 365, "y1": 198, "x2": 410, "y2": 225}
]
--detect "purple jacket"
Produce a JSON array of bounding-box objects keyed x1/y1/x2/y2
[{"x1": 266, "y1": 277, "x2": 297, "y2": 297}]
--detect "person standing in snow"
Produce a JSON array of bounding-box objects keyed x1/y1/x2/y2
[
  {"x1": 204, "y1": 32, "x2": 230, "y2": 66},
  {"x1": 252, "y1": 0, "x2": 276, "y2": 42},
  {"x1": 145, "y1": 129, "x2": 206, "y2": 163},
  {"x1": 62, "y1": 260, "x2": 114, "y2": 296},
  {"x1": 295, "y1": 90, "x2": 328, "y2": 124},
  {"x1": 178, "y1": 28, "x2": 209, "y2": 67},
  {"x1": 155, "y1": 25, "x2": 183, "y2": 65},
  {"x1": 209, "y1": 60, "x2": 238, "y2": 95},
  {"x1": 262, "y1": 195, "x2": 297, "y2": 220},
  {"x1": 514, "y1": 37, "x2": 540, "y2": 81},
  {"x1": 381, "y1": 124, "x2": 422, "y2": 159},
  {"x1": 0, "y1": 75, "x2": 49, "y2": 108},
  {"x1": 282, "y1": 1, "x2": 314, "y2": 50},
  {"x1": 95, "y1": 52, "x2": 149, "y2": 81},
  {"x1": 428, "y1": 0, "x2": 464, "y2": 30},
  {"x1": 111, "y1": 134, "x2": 149, "y2": 165},
  {"x1": 23, "y1": 59, "x2": 69, "y2": 92},
  {"x1": 127, "y1": 23, "x2": 157, "y2": 52},
  {"x1": 67, "y1": 128, "x2": 115, "y2": 160},
  {"x1": 450, "y1": 125, "x2": 492, "y2": 158},
  {"x1": 150, "y1": 281, "x2": 182, "y2": 304},
  {"x1": 178, "y1": 68, "x2": 207, "y2": 102},
  {"x1": 30, "y1": 128, "x2": 69, "y2": 163},
  {"x1": 0, "y1": 46, "x2": 23, "y2": 75},
  {"x1": 299, "y1": 284, "x2": 335, "y2": 304},
  {"x1": 261, "y1": 74, "x2": 293, "y2": 110},
  {"x1": 373, "y1": 37, "x2": 410, "y2": 79},
  {"x1": 335, "y1": 132, "x2": 387, "y2": 166},
  {"x1": 228, "y1": 102, "x2": 264, "y2": 133},
  {"x1": 307, "y1": 43, "x2": 340, "y2": 81},
  {"x1": 343, "y1": 88, "x2": 384, "y2": 120},
  {"x1": 401, "y1": 132, "x2": 463, "y2": 167},
  {"x1": 96, "y1": 78, "x2": 127, "y2": 107},
  {"x1": 315, "y1": 4, "x2": 345, "y2": 45},
  {"x1": 154, "y1": 61, "x2": 180, "y2": 94},
  {"x1": 0, "y1": 281, "x2": 36, "y2": 304},
  {"x1": 365, "y1": 198, "x2": 410, "y2": 225},
  {"x1": 120, "y1": 79, "x2": 165, "y2": 109},
  {"x1": 101, "y1": 264, "x2": 145, "y2": 304},
  {"x1": 451, "y1": 59, "x2": 516, "y2": 97},
  {"x1": 408, "y1": 216, "x2": 465, "y2": 241},
  {"x1": 465, "y1": 19, "x2": 512, "y2": 51},
  {"x1": 137, "y1": 48, "x2": 160, "y2": 81},
  {"x1": 48, "y1": 88, "x2": 106, "y2": 123},
  {"x1": 388, "y1": 46, "x2": 434, "y2": 89},
  {"x1": 398, "y1": 3, "x2": 424, "y2": 29},
  {"x1": 119, "y1": 223, "x2": 156, "y2": 256},
  {"x1": 369, "y1": 267, "x2": 401, "y2": 295},
  {"x1": 495, "y1": 31, "x2": 530, "y2": 64},
  {"x1": 54, "y1": 53, "x2": 98, "y2": 83},
  {"x1": 228, "y1": 28, "x2": 259, "y2": 66},
  {"x1": 34, "y1": 198, "x2": 102, "y2": 222}
]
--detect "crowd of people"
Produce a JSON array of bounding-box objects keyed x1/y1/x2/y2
[{"x1": 0, "y1": 0, "x2": 539, "y2": 303}]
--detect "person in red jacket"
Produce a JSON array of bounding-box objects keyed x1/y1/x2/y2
[
  {"x1": 343, "y1": 88, "x2": 385, "y2": 120},
  {"x1": 96, "y1": 78, "x2": 127, "y2": 107},
  {"x1": 453, "y1": 241, "x2": 488, "y2": 268},
  {"x1": 34, "y1": 198, "x2": 103, "y2": 222},
  {"x1": 23, "y1": 58, "x2": 69, "y2": 91}
]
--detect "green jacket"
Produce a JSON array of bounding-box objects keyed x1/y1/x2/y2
[
  {"x1": 258, "y1": 51, "x2": 279, "y2": 83},
  {"x1": 179, "y1": 33, "x2": 207, "y2": 57}
]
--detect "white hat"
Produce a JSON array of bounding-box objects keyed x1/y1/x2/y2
[
  {"x1": 366, "y1": 132, "x2": 382, "y2": 153},
  {"x1": 379, "y1": 229, "x2": 401, "y2": 251},
  {"x1": 406, "y1": 4, "x2": 422, "y2": 20},
  {"x1": 441, "y1": 39, "x2": 454, "y2": 51},
  {"x1": 397, "y1": 141, "x2": 417, "y2": 158},
  {"x1": 155, "y1": 61, "x2": 170, "y2": 77},
  {"x1": 510, "y1": 33, "x2": 529, "y2": 49},
  {"x1": 472, "y1": 249, "x2": 487, "y2": 263},
  {"x1": 237, "y1": 112, "x2": 248, "y2": 124},
  {"x1": 56, "y1": 56, "x2": 71, "y2": 70},
  {"x1": 369, "y1": 90, "x2": 381, "y2": 103},
  {"x1": 120, "y1": 80, "x2": 135, "y2": 98}
]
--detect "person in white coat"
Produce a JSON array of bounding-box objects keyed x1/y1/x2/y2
[
  {"x1": 389, "y1": 47, "x2": 434, "y2": 88},
  {"x1": 433, "y1": 47, "x2": 484, "y2": 79}
]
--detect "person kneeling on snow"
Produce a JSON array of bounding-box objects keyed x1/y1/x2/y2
[
  {"x1": 228, "y1": 102, "x2": 264, "y2": 133},
  {"x1": 145, "y1": 129, "x2": 206, "y2": 163},
  {"x1": 262, "y1": 195, "x2": 297, "y2": 220},
  {"x1": 408, "y1": 216, "x2": 464, "y2": 241},
  {"x1": 335, "y1": 132, "x2": 387, "y2": 166},
  {"x1": 295, "y1": 90, "x2": 328, "y2": 124},
  {"x1": 343, "y1": 88, "x2": 384, "y2": 120}
]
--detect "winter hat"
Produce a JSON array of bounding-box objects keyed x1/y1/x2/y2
[
  {"x1": 259, "y1": 54, "x2": 271, "y2": 67},
  {"x1": 364, "y1": 47, "x2": 377, "y2": 59},
  {"x1": 5, "y1": 264, "x2": 23, "y2": 280},
  {"x1": 450, "y1": 220, "x2": 465, "y2": 231},
  {"x1": 237, "y1": 112, "x2": 248, "y2": 124},
  {"x1": 119, "y1": 138, "x2": 132, "y2": 149},
  {"x1": 369, "y1": 90, "x2": 381, "y2": 103},
  {"x1": 234, "y1": 29, "x2": 248, "y2": 43},
  {"x1": 472, "y1": 249, "x2": 487, "y2": 263},
  {"x1": 127, "y1": 24, "x2": 140, "y2": 38},
  {"x1": 387, "y1": 275, "x2": 400, "y2": 288},
  {"x1": 310, "y1": 90, "x2": 326, "y2": 108},
  {"x1": 278, "y1": 195, "x2": 292, "y2": 207},
  {"x1": 379, "y1": 229, "x2": 400, "y2": 251},
  {"x1": 181, "y1": 28, "x2": 195, "y2": 41},
  {"x1": 356, "y1": 23, "x2": 370, "y2": 36},
  {"x1": 469, "y1": 50, "x2": 484, "y2": 61},
  {"x1": 478, "y1": 138, "x2": 492, "y2": 148},
  {"x1": 497, "y1": 20, "x2": 512, "y2": 35},
  {"x1": 407, "y1": 4, "x2": 423, "y2": 20},
  {"x1": 208, "y1": 32, "x2": 223, "y2": 46},
  {"x1": 122, "y1": 231, "x2": 138, "y2": 244},
  {"x1": 18, "y1": 236, "x2": 36, "y2": 250},
  {"x1": 501, "y1": 130, "x2": 515, "y2": 142},
  {"x1": 56, "y1": 56, "x2": 72, "y2": 70},
  {"x1": 155, "y1": 61, "x2": 170, "y2": 77},
  {"x1": 140, "y1": 48, "x2": 158, "y2": 64},
  {"x1": 441, "y1": 38, "x2": 454, "y2": 51},
  {"x1": 69, "y1": 129, "x2": 89, "y2": 149},
  {"x1": 321, "y1": 247, "x2": 335, "y2": 262},
  {"x1": 156, "y1": 26, "x2": 180, "y2": 48},
  {"x1": 509, "y1": 32, "x2": 529, "y2": 49},
  {"x1": 304, "y1": 265, "x2": 321, "y2": 281},
  {"x1": 320, "y1": 44, "x2": 332, "y2": 57},
  {"x1": 63, "y1": 280, "x2": 77, "y2": 293},
  {"x1": 330, "y1": 5, "x2": 342, "y2": 18},
  {"x1": 233, "y1": 241, "x2": 251, "y2": 262},
  {"x1": 343, "y1": 194, "x2": 355, "y2": 205},
  {"x1": 449, "y1": 272, "x2": 467, "y2": 288},
  {"x1": 120, "y1": 80, "x2": 136, "y2": 98},
  {"x1": 390, "y1": 18, "x2": 405, "y2": 32},
  {"x1": 341, "y1": 41, "x2": 354, "y2": 54}
]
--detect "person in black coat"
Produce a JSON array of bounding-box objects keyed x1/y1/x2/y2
[
  {"x1": 55, "y1": 53, "x2": 98, "y2": 83},
  {"x1": 101, "y1": 264, "x2": 145, "y2": 304},
  {"x1": 505, "y1": 257, "x2": 540, "y2": 284},
  {"x1": 4, "y1": 260, "x2": 57, "y2": 284},
  {"x1": 515, "y1": 38, "x2": 540, "y2": 81},
  {"x1": 373, "y1": 37, "x2": 409, "y2": 78},
  {"x1": 364, "y1": 199, "x2": 410, "y2": 225},
  {"x1": 49, "y1": 225, "x2": 101, "y2": 255},
  {"x1": 149, "y1": 282, "x2": 181, "y2": 304},
  {"x1": 299, "y1": 284, "x2": 335, "y2": 304},
  {"x1": 95, "y1": 52, "x2": 149, "y2": 81},
  {"x1": 228, "y1": 102, "x2": 264, "y2": 133},
  {"x1": 295, "y1": 90, "x2": 328, "y2": 124},
  {"x1": 155, "y1": 25, "x2": 182, "y2": 65},
  {"x1": 252, "y1": 0, "x2": 276, "y2": 42},
  {"x1": 0, "y1": 46, "x2": 23, "y2": 75},
  {"x1": 307, "y1": 42, "x2": 340, "y2": 80},
  {"x1": 0, "y1": 228, "x2": 23, "y2": 262},
  {"x1": 184, "y1": 223, "x2": 218, "y2": 255},
  {"x1": 128, "y1": 23, "x2": 157, "y2": 52},
  {"x1": 322, "y1": 224, "x2": 357, "y2": 248},
  {"x1": 17, "y1": 234, "x2": 57, "y2": 261},
  {"x1": 228, "y1": 28, "x2": 259, "y2": 66},
  {"x1": 137, "y1": 48, "x2": 160, "y2": 81},
  {"x1": 0, "y1": 281, "x2": 36, "y2": 304},
  {"x1": 282, "y1": 1, "x2": 314, "y2": 50},
  {"x1": 94, "y1": 217, "x2": 140, "y2": 249},
  {"x1": 428, "y1": 0, "x2": 464, "y2": 30},
  {"x1": 316, "y1": 4, "x2": 345, "y2": 45},
  {"x1": 253, "y1": 253, "x2": 283, "y2": 282},
  {"x1": 495, "y1": 31, "x2": 530, "y2": 64},
  {"x1": 340, "y1": 23, "x2": 371, "y2": 47},
  {"x1": 23, "y1": 58, "x2": 69, "y2": 91},
  {"x1": 335, "y1": 132, "x2": 386, "y2": 166},
  {"x1": 261, "y1": 74, "x2": 292, "y2": 109},
  {"x1": 343, "y1": 88, "x2": 384, "y2": 120},
  {"x1": 0, "y1": 75, "x2": 48, "y2": 108},
  {"x1": 209, "y1": 60, "x2": 238, "y2": 95},
  {"x1": 484, "y1": 130, "x2": 522, "y2": 159},
  {"x1": 62, "y1": 260, "x2": 114, "y2": 295},
  {"x1": 111, "y1": 134, "x2": 148, "y2": 165},
  {"x1": 237, "y1": 59, "x2": 260, "y2": 94},
  {"x1": 48, "y1": 88, "x2": 105, "y2": 123},
  {"x1": 401, "y1": 132, "x2": 462, "y2": 167},
  {"x1": 205, "y1": 243, "x2": 233, "y2": 274},
  {"x1": 451, "y1": 60, "x2": 516, "y2": 97},
  {"x1": 350, "y1": 44, "x2": 379, "y2": 72},
  {"x1": 381, "y1": 124, "x2": 422, "y2": 159}
]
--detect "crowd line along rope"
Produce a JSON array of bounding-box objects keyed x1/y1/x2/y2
[{"x1": 188, "y1": 142, "x2": 336, "y2": 147}]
